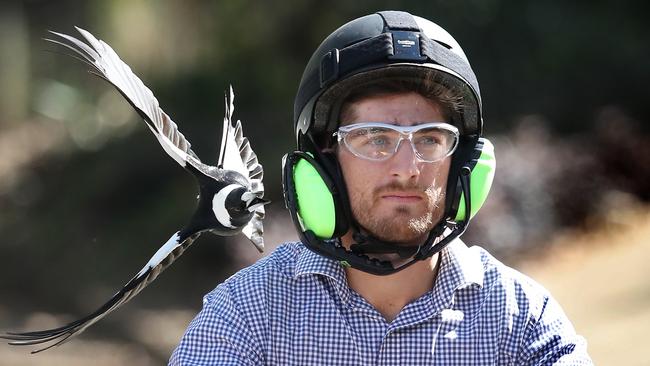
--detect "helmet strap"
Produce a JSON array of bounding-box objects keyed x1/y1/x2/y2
[
  {"x1": 445, "y1": 135, "x2": 478, "y2": 218},
  {"x1": 349, "y1": 223, "x2": 442, "y2": 259},
  {"x1": 347, "y1": 165, "x2": 473, "y2": 263}
]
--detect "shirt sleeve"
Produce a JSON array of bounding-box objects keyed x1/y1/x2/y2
[
  {"x1": 168, "y1": 282, "x2": 264, "y2": 366},
  {"x1": 516, "y1": 294, "x2": 593, "y2": 365}
]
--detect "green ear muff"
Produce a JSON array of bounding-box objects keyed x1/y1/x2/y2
[
  {"x1": 454, "y1": 138, "x2": 496, "y2": 221},
  {"x1": 283, "y1": 150, "x2": 350, "y2": 240},
  {"x1": 293, "y1": 157, "x2": 337, "y2": 238}
]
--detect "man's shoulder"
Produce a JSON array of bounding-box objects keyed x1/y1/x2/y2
[
  {"x1": 457, "y1": 244, "x2": 591, "y2": 363},
  {"x1": 229, "y1": 241, "x2": 305, "y2": 280},
  {"x1": 465, "y1": 244, "x2": 552, "y2": 313}
]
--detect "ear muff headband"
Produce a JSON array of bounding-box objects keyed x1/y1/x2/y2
[{"x1": 454, "y1": 138, "x2": 495, "y2": 221}]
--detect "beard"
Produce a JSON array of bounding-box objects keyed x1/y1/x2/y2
[{"x1": 350, "y1": 181, "x2": 445, "y2": 244}]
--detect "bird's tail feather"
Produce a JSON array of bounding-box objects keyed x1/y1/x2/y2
[{"x1": 1, "y1": 231, "x2": 200, "y2": 353}]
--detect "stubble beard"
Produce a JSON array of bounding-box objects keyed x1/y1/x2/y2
[{"x1": 351, "y1": 184, "x2": 445, "y2": 244}]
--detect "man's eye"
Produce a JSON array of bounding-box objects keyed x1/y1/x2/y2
[
  {"x1": 417, "y1": 135, "x2": 442, "y2": 145},
  {"x1": 368, "y1": 135, "x2": 390, "y2": 146}
]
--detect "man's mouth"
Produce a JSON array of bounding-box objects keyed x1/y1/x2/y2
[{"x1": 380, "y1": 192, "x2": 423, "y2": 203}]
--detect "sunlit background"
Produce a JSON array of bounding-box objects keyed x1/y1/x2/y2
[{"x1": 1, "y1": 1, "x2": 648, "y2": 365}]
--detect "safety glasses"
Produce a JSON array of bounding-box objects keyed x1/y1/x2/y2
[{"x1": 334, "y1": 122, "x2": 459, "y2": 162}]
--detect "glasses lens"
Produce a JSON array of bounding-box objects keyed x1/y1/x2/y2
[
  {"x1": 343, "y1": 126, "x2": 399, "y2": 160},
  {"x1": 340, "y1": 123, "x2": 458, "y2": 162},
  {"x1": 412, "y1": 126, "x2": 458, "y2": 161}
]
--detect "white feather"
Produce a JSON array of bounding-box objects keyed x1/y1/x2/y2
[
  {"x1": 136, "y1": 232, "x2": 181, "y2": 277},
  {"x1": 221, "y1": 120, "x2": 249, "y2": 178},
  {"x1": 218, "y1": 87, "x2": 249, "y2": 179},
  {"x1": 213, "y1": 184, "x2": 240, "y2": 229},
  {"x1": 143, "y1": 123, "x2": 188, "y2": 166},
  {"x1": 48, "y1": 28, "x2": 200, "y2": 171}
]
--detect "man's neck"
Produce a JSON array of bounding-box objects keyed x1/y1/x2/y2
[{"x1": 344, "y1": 253, "x2": 441, "y2": 322}]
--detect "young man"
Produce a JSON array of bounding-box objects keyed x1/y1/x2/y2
[{"x1": 170, "y1": 11, "x2": 593, "y2": 365}]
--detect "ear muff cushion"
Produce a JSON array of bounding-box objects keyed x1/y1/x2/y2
[
  {"x1": 455, "y1": 138, "x2": 496, "y2": 221},
  {"x1": 293, "y1": 157, "x2": 337, "y2": 239}
]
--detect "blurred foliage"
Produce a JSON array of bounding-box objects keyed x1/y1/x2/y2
[{"x1": 0, "y1": 0, "x2": 648, "y2": 362}]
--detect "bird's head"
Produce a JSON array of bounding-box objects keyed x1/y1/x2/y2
[{"x1": 212, "y1": 184, "x2": 268, "y2": 229}]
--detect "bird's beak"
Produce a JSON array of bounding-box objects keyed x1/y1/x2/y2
[
  {"x1": 241, "y1": 191, "x2": 269, "y2": 211},
  {"x1": 246, "y1": 197, "x2": 271, "y2": 212}
]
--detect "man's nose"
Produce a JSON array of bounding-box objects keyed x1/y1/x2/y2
[{"x1": 389, "y1": 139, "x2": 420, "y2": 179}]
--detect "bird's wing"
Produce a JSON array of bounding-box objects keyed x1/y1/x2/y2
[
  {"x1": 216, "y1": 87, "x2": 265, "y2": 251},
  {"x1": 1, "y1": 231, "x2": 200, "y2": 353},
  {"x1": 217, "y1": 86, "x2": 265, "y2": 195},
  {"x1": 242, "y1": 206, "x2": 265, "y2": 252},
  {"x1": 45, "y1": 27, "x2": 204, "y2": 171}
]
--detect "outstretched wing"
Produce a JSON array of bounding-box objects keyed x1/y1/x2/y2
[
  {"x1": 217, "y1": 86, "x2": 265, "y2": 250},
  {"x1": 1, "y1": 231, "x2": 201, "y2": 353},
  {"x1": 46, "y1": 27, "x2": 204, "y2": 171},
  {"x1": 242, "y1": 208, "x2": 265, "y2": 251}
]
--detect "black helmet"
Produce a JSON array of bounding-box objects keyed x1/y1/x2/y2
[
  {"x1": 294, "y1": 10, "x2": 482, "y2": 146},
  {"x1": 283, "y1": 11, "x2": 494, "y2": 275}
]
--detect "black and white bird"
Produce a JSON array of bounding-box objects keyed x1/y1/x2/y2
[{"x1": 1, "y1": 27, "x2": 267, "y2": 352}]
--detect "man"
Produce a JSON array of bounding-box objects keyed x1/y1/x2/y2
[{"x1": 170, "y1": 11, "x2": 592, "y2": 365}]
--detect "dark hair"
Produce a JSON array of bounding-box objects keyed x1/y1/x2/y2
[
  {"x1": 339, "y1": 70, "x2": 464, "y2": 124},
  {"x1": 313, "y1": 70, "x2": 465, "y2": 149}
]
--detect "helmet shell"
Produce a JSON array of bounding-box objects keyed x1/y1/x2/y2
[{"x1": 294, "y1": 12, "x2": 483, "y2": 147}]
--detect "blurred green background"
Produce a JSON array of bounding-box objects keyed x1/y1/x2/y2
[{"x1": 1, "y1": 0, "x2": 648, "y2": 364}]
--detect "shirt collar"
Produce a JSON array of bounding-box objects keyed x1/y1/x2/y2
[
  {"x1": 442, "y1": 238, "x2": 485, "y2": 289},
  {"x1": 430, "y1": 238, "x2": 485, "y2": 312},
  {"x1": 294, "y1": 245, "x2": 348, "y2": 282},
  {"x1": 294, "y1": 239, "x2": 483, "y2": 284},
  {"x1": 293, "y1": 239, "x2": 484, "y2": 308},
  {"x1": 294, "y1": 245, "x2": 352, "y2": 303}
]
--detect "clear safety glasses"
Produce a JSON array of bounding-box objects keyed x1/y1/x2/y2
[{"x1": 334, "y1": 122, "x2": 460, "y2": 162}]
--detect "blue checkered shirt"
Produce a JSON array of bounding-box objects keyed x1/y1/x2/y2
[{"x1": 169, "y1": 240, "x2": 592, "y2": 365}]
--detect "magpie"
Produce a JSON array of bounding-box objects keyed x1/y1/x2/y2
[{"x1": 1, "y1": 27, "x2": 267, "y2": 353}]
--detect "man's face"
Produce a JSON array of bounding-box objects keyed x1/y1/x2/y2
[{"x1": 337, "y1": 92, "x2": 451, "y2": 245}]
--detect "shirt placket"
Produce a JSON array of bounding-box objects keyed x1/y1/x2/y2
[{"x1": 374, "y1": 292, "x2": 439, "y2": 365}]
